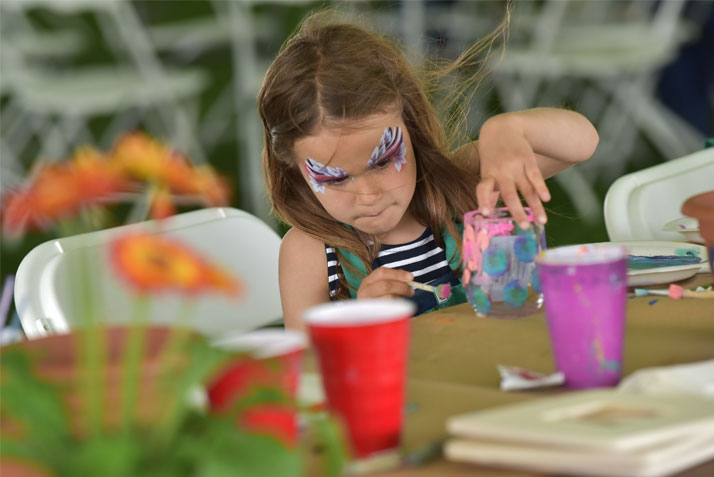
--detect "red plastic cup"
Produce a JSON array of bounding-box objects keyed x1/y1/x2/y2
[
  {"x1": 207, "y1": 329, "x2": 306, "y2": 446},
  {"x1": 303, "y1": 299, "x2": 415, "y2": 459},
  {"x1": 537, "y1": 244, "x2": 628, "y2": 389}
]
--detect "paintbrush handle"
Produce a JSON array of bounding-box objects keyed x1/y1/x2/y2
[
  {"x1": 682, "y1": 290, "x2": 714, "y2": 299},
  {"x1": 643, "y1": 289, "x2": 670, "y2": 297},
  {"x1": 407, "y1": 281, "x2": 435, "y2": 293}
]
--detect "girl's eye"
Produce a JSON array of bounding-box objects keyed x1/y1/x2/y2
[
  {"x1": 372, "y1": 157, "x2": 392, "y2": 169},
  {"x1": 325, "y1": 176, "x2": 348, "y2": 186}
]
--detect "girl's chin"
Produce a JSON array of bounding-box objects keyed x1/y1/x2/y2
[{"x1": 352, "y1": 215, "x2": 400, "y2": 236}]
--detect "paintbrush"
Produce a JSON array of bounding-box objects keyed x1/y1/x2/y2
[
  {"x1": 634, "y1": 284, "x2": 714, "y2": 300},
  {"x1": 408, "y1": 281, "x2": 452, "y2": 300}
]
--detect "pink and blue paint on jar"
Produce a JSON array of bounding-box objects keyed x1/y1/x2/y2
[{"x1": 462, "y1": 208, "x2": 545, "y2": 318}]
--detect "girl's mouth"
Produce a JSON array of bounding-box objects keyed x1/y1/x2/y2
[{"x1": 361, "y1": 207, "x2": 386, "y2": 219}]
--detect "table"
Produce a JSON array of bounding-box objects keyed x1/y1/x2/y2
[{"x1": 376, "y1": 273, "x2": 714, "y2": 476}]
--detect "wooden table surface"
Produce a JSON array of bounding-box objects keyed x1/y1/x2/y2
[{"x1": 372, "y1": 273, "x2": 714, "y2": 476}]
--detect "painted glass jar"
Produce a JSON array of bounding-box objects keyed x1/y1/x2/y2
[{"x1": 462, "y1": 207, "x2": 545, "y2": 317}]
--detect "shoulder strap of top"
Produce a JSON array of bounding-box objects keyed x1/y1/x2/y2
[
  {"x1": 444, "y1": 222, "x2": 464, "y2": 272},
  {"x1": 337, "y1": 248, "x2": 367, "y2": 299}
]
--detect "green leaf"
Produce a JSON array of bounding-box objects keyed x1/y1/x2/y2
[
  {"x1": 0, "y1": 349, "x2": 70, "y2": 461},
  {"x1": 59, "y1": 435, "x2": 141, "y2": 477},
  {"x1": 176, "y1": 415, "x2": 302, "y2": 477},
  {"x1": 230, "y1": 386, "x2": 290, "y2": 414},
  {"x1": 152, "y1": 339, "x2": 230, "y2": 441},
  {"x1": 305, "y1": 412, "x2": 348, "y2": 477}
]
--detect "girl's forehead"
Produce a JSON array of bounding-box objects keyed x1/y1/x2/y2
[{"x1": 293, "y1": 113, "x2": 406, "y2": 167}]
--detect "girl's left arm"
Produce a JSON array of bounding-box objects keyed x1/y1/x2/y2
[{"x1": 454, "y1": 108, "x2": 599, "y2": 229}]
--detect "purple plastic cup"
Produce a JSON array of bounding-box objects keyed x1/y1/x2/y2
[{"x1": 536, "y1": 244, "x2": 628, "y2": 389}]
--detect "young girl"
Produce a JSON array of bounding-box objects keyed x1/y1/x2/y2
[{"x1": 258, "y1": 13, "x2": 599, "y2": 329}]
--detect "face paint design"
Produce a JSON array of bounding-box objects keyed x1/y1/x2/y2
[
  {"x1": 303, "y1": 126, "x2": 407, "y2": 194},
  {"x1": 367, "y1": 127, "x2": 407, "y2": 172},
  {"x1": 303, "y1": 157, "x2": 349, "y2": 194}
]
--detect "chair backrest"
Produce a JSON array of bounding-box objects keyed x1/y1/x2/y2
[
  {"x1": 14, "y1": 207, "x2": 283, "y2": 340},
  {"x1": 604, "y1": 148, "x2": 714, "y2": 242},
  {"x1": 0, "y1": 0, "x2": 209, "y2": 170}
]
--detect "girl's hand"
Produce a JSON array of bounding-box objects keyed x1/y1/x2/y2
[
  {"x1": 356, "y1": 267, "x2": 415, "y2": 299},
  {"x1": 476, "y1": 114, "x2": 551, "y2": 229}
]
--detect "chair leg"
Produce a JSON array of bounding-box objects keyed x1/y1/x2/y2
[
  {"x1": 607, "y1": 77, "x2": 703, "y2": 160},
  {"x1": 554, "y1": 168, "x2": 603, "y2": 226}
]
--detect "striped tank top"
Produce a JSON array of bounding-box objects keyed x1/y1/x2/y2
[{"x1": 326, "y1": 227, "x2": 453, "y2": 297}]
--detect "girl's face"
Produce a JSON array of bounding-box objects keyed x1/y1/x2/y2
[{"x1": 293, "y1": 111, "x2": 417, "y2": 238}]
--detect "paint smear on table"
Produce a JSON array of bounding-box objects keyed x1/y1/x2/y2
[{"x1": 627, "y1": 255, "x2": 702, "y2": 270}]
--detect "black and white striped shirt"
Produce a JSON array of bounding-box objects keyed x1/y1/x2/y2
[{"x1": 326, "y1": 227, "x2": 453, "y2": 297}]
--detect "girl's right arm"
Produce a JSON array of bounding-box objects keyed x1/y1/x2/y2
[
  {"x1": 279, "y1": 228, "x2": 332, "y2": 331},
  {"x1": 279, "y1": 228, "x2": 415, "y2": 330}
]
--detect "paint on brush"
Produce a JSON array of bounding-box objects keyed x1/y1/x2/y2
[
  {"x1": 436, "y1": 283, "x2": 451, "y2": 300},
  {"x1": 407, "y1": 281, "x2": 452, "y2": 301}
]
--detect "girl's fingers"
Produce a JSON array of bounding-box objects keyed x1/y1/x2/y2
[
  {"x1": 358, "y1": 280, "x2": 414, "y2": 299},
  {"x1": 489, "y1": 190, "x2": 501, "y2": 211},
  {"x1": 479, "y1": 161, "x2": 548, "y2": 227},
  {"x1": 525, "y1": 162, "x2": 551, "y2": 203},
  {"x1": 499, "y1": 180, "x2": 531, "y2": 229},
  {"x1": 476, "y1": 177, "x2": 496, "y2": 215},
  {"x1": 357, "y1": 268, "x2": 414, "y2": 299},
  {"x1": 517, "y1": 178, "x2": 546, "y2": 226}
]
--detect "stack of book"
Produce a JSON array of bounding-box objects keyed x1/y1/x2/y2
[{"x1": 445, "y1": 390, "x2": 714, "y2": 477}]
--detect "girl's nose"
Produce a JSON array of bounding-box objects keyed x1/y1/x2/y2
[{"x1": 352, "y1": 175, "x2": 381, "y2": 203}]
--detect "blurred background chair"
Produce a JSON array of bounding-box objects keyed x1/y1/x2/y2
[
  {"x1": 14, "y1": 207, "x2": 283, "y2": 340},
  {"x1": 0, "y1": 0, "x2": 209, "y2": 191},
  {"x1": 604, "y1": 147, "x2": 714, "y2": 242},
  {"x1": 492, "y1": 0, "x2": 707, "y2": 225}
]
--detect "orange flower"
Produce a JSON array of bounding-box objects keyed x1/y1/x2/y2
[
  {"x1": 205, "y1": 265, "x2": 243, "y2": 296},
  {"x1": 160, "y1": 151, "x2": 202, "y2": 193},
  {"x1": 71, "y1": 146, "x2": 130, "y2": 201},
  {"x1": 112, "y1": 133, "x2": 193, "y2": 189},
  {"x1": 2, "y1": 189, "x2": 36, "y2": 238},
  {"x1": 2, "y1": 164, "x2": 84, "y2": 237},
  {"x1": 149, "y1": 187, "x2": 176, "y2": 220},
  {"x1": 111, "y1": 132, "x2": 175, "y2": 181},
  {"x1": 110, "y1": 233, "x2": 242, "y2": 296},
  {"x1": 111, "y1": 132, "x2": 230, "y2": 207},
  {"x1": 185, "y1": 166, "x2": 231, "y2": 206},
  {"x1": 1, "y1": 131, "x2": 232, "y2": 239},
  {"x1": 1, "y1": 152, "x2": 131, "y2": 238}
]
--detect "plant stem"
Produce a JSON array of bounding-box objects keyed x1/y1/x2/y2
[
  {"x1": 153, "y1": 300, "x2": 196, "y2": 442},
  {"x1": 120, "y1": 296, "x2": 149, "y2": 433},
  {"x1": 66, "y1": 227, "x2": 104, "y2": 438}
]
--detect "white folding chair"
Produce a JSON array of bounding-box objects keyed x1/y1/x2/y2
[
  {"x1": 604, "y1": 148, "x2": 714, "y2": 242},
  {"x1": 14, "y1": 207, "x2": 283, "y2": 340},
  {"x1": 0, "y1": 0, "x2": 209, "y2": 179},
  {"x1": 491, "y1": 0, "x2": 705, "y2": 225}
]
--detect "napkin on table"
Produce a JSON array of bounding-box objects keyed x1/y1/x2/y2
[{"x1": 617, "y1": 359, "x2": 714, "y2": 399}]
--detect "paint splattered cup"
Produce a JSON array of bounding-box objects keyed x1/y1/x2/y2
[
  {"x1": 207, "y1": 329, "x2": 306, "y2": 446},
  {"x1": 537, "y1": 244, "x2": 628, "y2": 389},
  {"x1": 303, "y1": 299, "x2": 414, "y2": 462},
  {"x1": 462, "y1": 207, "x2": 545, "y2": 317}
]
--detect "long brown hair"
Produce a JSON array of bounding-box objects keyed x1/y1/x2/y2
[{"x1": 258, "y1": 10, "x2": 508, "y2": 298}]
